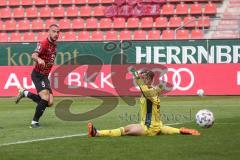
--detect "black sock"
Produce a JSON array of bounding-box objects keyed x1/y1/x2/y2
[
  {"x1": 33, "y1": 99, "x2": 48, "y2": 122},
  {"x1": 27, "y1": 92, "x2": 41, "y2": 104}
]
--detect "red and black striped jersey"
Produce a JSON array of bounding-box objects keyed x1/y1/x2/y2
[{"x1": 33, "y1": 38, "x2": 57, "y2": 76}]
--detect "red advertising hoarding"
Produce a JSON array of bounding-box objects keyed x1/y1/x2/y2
[{"x1": 0, "y1": 64, "x2": 239, "y2": 96}]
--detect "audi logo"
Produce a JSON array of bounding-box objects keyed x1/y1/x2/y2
[{"x1": 142, "y1": 68, "x2": 195, "y2": 91}]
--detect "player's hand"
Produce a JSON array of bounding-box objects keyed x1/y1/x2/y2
[
  {"x1": 37, "y1": 58, "x2": 45, "y2": 66},
  {"x1": 129, "y1": 67, "x2": 139, "y2": 78}
]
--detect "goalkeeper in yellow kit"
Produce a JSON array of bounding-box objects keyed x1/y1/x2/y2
[{"x1": 88, "y1": 68, "x2": 200, "y2": 137}]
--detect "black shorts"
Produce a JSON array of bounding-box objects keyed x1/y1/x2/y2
[{"x1": 31, "y1": 70, "x2": 53, "y2": 94}]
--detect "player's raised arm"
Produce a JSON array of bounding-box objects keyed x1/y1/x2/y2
[{"x1": 130, "y1": 68, "x2": 161, "y2": 104}]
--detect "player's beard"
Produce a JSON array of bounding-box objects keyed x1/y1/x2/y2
[{"x1": 50, "y1": 36, "x2": 58, "y2": 42}]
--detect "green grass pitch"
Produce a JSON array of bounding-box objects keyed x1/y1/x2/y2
[{"x1": 0, "y1": 96, "x2": 240, "y2": 160}]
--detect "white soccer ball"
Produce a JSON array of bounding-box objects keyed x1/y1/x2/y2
[
  {"x1": 197, "y1": 89, "x2": 204, "y2": 96},
  {"x1": 195, "y1": 109, "x2": 214, "y2": 128}
]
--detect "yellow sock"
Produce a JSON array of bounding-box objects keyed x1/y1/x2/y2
[
  {"x1": 160, "y1": 126, "x2": 180, "y2": 135},
  {"x1": 97, "y1": 127, "x2": 125, "y2": 137}
]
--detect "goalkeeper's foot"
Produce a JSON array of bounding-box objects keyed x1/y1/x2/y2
[
  {"x1": 88, "y1": 122, "x2": 97, "y2": 137},
  {"x1": 15, "y1": 88, "x2": 26, "y2": 104},
  {"x1": 180, "y1": 128, "x2": 200, "y2": 136}
]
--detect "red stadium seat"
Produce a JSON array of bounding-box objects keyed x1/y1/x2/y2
[
  {"x1": 37, "y1": 32, "x2": 48, "y2": 41},
  {"x1": 10, "y1": 32, "x2": 22, "y2": 42},
  {"x1": 127, "y1": 17, "x2": 139, "y2": 28},
  {"x1": 91, "y1": 31, "x2": 104, "y2": 41},
  {"x1": 204, "y1": 2, "x2": 217, "y2": 15},
  {"x1": 65, "y1": 31, "x2": 77, "y2": 41},
  {"x1": 99, "y1": 18, "x2": 112, "y2": 29},
  {"x1": 190, "y1": 2, "x2": 202, "y2": 15},
  {"x1": 104, "y1": 5, "x2": 118, "y2": 17},
  {"x1": 80, "y1": 6, "x2": 92, "y2": 17},
  {"x1": 5, "y1": 19, "x2": 17, "y2": 31},
  {"x1": 161, "y1": 3, "x2": 175, "y2": 15},
  {"x1": 183, "y1": 15, "x2": 196, "y2": 28},
  {"x1": 0, "y1": 21, "x2": 3, "y2": 30},
  {"x1": 77, "y1": 31, "x2": 90, "y2": 41},
  {"x1": 61, "y1": 0, "x2": 73, "y2": 5},
  {"x1": 74, "y1": 0, "x2": 87, "y2": 4},
  {"x1": 162, "y1": 30, "x2": 174, "y2": 39},
  {"x1": 0, "y1": 8, "x2": 12, "y2": 19},
  {"x1": 53, "y1": 6, "x2": 65, "y2": 18},
  {"x1": 0, "y1": 0, "x2": 7, "y2": 7},
  {"x1": 197, "y1": 16, "x2": 210, "y2": 28},
  {"x1": 59, "y1": 18, "x2": 71, "y2": 30},
  {"x1": 0, "y1": 32, "x2": 8, "y2": 42},
  {"x1": 18, "y1": 19, "x2": 31, "y2": 31},
  {"x1": 58, "y1": 32, "x2": 64, "y2": 41},
  {"x1": 72, "y1": 18, "x2": 84, "y2": 29},
  {"x1": 22, "y1": 0, "x2": 34, "y2": 6},
  {"x1": 48, "y1": 0, "x2": 60, "y2": 5},
  {"x1": 176, "y1": 2, "x2": 189, "y2": 15},
  {"x1": 86, "y1": 18, "x2": 98, "y2": 29},
  {"x1": 106, "y1": 30, "x2": 118, "y2": 40},
  {"x1": 32, "y1": 19, "x2": 44, "y2": 30},
  {"x1": 66, "y1": 6, "x2": 79, "y2": 17},
  {"x1": 40, "y1": 6, "x2": 52, "y2": 18},
  {"x1": 119, "y1": 30, "x2": 132, "y2": 40},
  {"x1": 26, "y1": 7, "x2": 38, "y2": 18},
  {"x1": 176, "y1": 29, "x2": 189, "y2": 39},
  {"x1": 191, "y1": 29, "x2": 203, "y2": 39},
  {"x1": 141, "y1": 17, "x2": 153, "y2": 28},
  {"x1": 93, "y1": 6, "x2": 105, "y2": 17},
  {"x1": 35, "y1": 0, "x2": 47, "y2": 5},
  {"x1": 101, "y1": 0, "x2": 114, "y2": 4},
  {"x1": 13, "y1": 7, "x2": 25, "y2": 18},
  {"x1": 148, "y1": 30, "x2": 160, "y2": 40},
  {"x1": 113, "y1": 17, "x2": 126, "y2": 29},
  {"x1": 133, "y1": 30, "x2": 147, "y2": 40},
  {"x1": 155, "y1": 17, "x2": 167, "y2": 28},
  {"x1": 23, "y1": 32, "x2": 35, "y2": 42},
  {"x1": 9, "y1": 0, "x2": 20, "y2": 6},
  {"x1": 169, "y1": 16, "x2": 182, "y2": 28},
  {"x1": 118, "y1": 4, "x2": 132, "y2": 17},
  {"x1": 88, "y1": 0, "x2": 100, "y2": 4},
  {"x1": 46, "y1": 19, "x2": 57, "y2": 28}
]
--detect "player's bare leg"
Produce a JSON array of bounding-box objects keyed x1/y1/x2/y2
[
  {"x1": 48, "y1": 94, "x2": 54, "y2": 107},
  {"x1": 123, "y1": 124, "x2": 145, "y2": 136}
]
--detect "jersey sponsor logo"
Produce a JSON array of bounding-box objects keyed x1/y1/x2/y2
[{"x1": 41, "y1": 81, "x2": 45, "y2": 87}]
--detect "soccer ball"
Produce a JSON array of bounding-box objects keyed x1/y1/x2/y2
[
  {"x1": 197, "y1": 89, "x2": 204, "y2": 96},
  {"x1": 195, "y1": 109, "x2": 214, "y2": 128}
]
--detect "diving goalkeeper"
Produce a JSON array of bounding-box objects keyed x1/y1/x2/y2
[{"x1": 88, "y1": 68, "x2": 200, "y2": 137}]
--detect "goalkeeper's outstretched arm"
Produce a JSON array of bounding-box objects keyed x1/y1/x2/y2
[{"x1": 129, "y1": 67, "x2": 161, "y2": 104}]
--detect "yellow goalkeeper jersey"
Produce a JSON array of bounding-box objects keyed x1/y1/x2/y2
[{"x1": 136, "y1": 78, "x2": 162, "y2": 128}]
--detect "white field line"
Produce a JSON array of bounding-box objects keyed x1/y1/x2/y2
[
  {"x1": 0, "y1": 133, "x2": 87, "y2": 148},
  {"x1": 0, "y1": 122, "x2": 187, "y2": 148},
  {"x1": 0, "y1": 122, "x2": 185, "y2": 147}
]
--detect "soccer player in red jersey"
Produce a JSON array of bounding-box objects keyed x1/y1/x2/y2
[{"x1": 15, "y1": 24, "x2": 60, "y2": 128}]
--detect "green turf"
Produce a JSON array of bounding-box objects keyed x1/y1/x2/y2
[{"x1": 0, "y1": 96, "x2": 240, "y2": 160}]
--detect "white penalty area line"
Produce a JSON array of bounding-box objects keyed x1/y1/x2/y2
[
  {"x1": 0, "y1": 133, "x2": 87, "y2": 148},
  {"x1": 0, "y1": 122, "x2": 185, "y2": 148}
]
